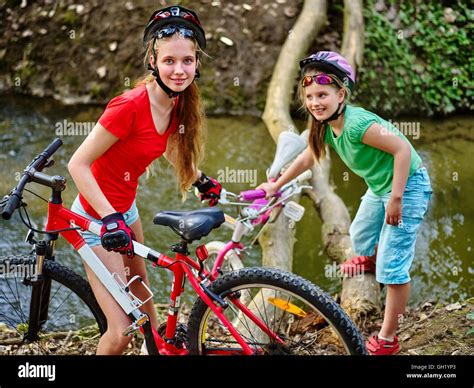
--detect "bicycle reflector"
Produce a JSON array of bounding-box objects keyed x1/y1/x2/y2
[
  {"x1": 283, "y1": 201, "x2": 306, "y2": 222},
  {"x1": 268, "y1": 297, "x2": 307, "y2": 318},
  {"x1": 196, "y1": 245, "x2": 209, "y2": 261}
]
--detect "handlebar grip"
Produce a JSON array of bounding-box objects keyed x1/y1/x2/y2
[
  {"x1": 42, "y1": 138, "x2": 63, "y2": 159},
  {"x1": 296, "y1": 169, "x2": 312, "y2": 183},
  {"x1": 240, "y1": 189, "x2": 267, "y2": 201},
  {"x1": 1, "y1": 194, "x2": 20, "y2": 220},
  {"x1": 28, "y1": 138, "x2": 63, "y2": 172}
]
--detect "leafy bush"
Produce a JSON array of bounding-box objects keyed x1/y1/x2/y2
[{"x1": 354, "y1": 0, "x2": 472, "y2": 116}]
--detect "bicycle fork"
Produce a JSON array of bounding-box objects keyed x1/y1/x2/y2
[{"x1": 24, "y1": 240, "x2": 50, "y2": 342}]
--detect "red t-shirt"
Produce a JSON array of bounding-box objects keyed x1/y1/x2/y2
[{"x1": 79, "y1": 84, "x2": 179, "y2": 219}]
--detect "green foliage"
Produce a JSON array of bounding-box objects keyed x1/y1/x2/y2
[
  {"x1": 354, "y1": 0, "x2": 472, "y2": 116},
  {"x1": 62, "y1": 10, "x2": 80, "y2": 27},
  {"x1": 89, "y1": 82, "x2": 102, "y2": 99}
]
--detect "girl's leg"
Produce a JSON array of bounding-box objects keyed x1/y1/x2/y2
[
  {"x1": 123, "y1": 217, "x2": 159, "y2": 329},
  {"x1": 375, "y1": 173, "x2": 431, "y2": 341},
  {"x1": 379, "y1": 282, "x2": 410, "y2": 339},
  {"x1": 84, "y1": 246, "x2": 135, "y2": 355}
]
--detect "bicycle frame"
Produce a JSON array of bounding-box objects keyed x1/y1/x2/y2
[
  {"x1": 1, "y1": 138, "x2": 308, "y2": 355},
  {"x1": 44, "y1": 197, "x2": 284, "y2": 355}
]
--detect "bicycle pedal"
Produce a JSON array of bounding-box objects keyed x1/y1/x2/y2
[{"x1": 123, "y1": 314, "x2": 149, "y2": 337}]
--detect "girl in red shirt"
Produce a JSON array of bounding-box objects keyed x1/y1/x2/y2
[{"x1": 68, "y1": 6, "x2": 221, "y2": 355}]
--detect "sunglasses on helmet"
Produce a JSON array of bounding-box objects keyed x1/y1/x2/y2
[
  {"x1": 156, "y1": 25, "x2": 195, "y2": 40},
  {"x1": 301, "y1": 74, "x2": 335, "y2": 87}
]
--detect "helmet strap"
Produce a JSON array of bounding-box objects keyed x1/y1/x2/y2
[
  {"x1": 148, "y1": 62, "x2": 180, "y2": 98},
  {"x1": 321, "y1": 102, "x2": 346, "y2": 124}
]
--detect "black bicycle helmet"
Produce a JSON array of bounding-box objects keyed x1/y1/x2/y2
[{"x1": 143, "y1": 5, "x2": 206, "y2": 49}]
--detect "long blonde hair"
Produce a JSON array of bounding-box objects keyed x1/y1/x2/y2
[
  {"x1": 297, "y1": 65, "x2": 351, "y2": 161},
  {"x1": 136, "y1": 35, "x2": 205, "y2": 199}
]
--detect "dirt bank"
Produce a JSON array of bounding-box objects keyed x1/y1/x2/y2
[
  {"x1": 0, "y1": 0, "x2": 304, "y2": 115},
  {"x1": 1, "y1": 298, "x2": 472, "y2": 355}
]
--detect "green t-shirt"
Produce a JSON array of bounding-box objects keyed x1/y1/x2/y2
[{"x1": 324, "y1": 105, "x2": 422, "y2": 196}]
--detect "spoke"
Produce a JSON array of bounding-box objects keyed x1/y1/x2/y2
[
  {"x1": 196, "y1": 281, "x2": 353, "y2": 355},
  {"x1": 236, "y1": 288, "x2": 269, "y2": 347},
  {"x1": 0, "y1": 279, "x2": 28, "y2": 324},
  {"x1": 0, "y1": 311, "x2": 23, "y2": 331},
  {"x1": 206, "y1": 301, "x2": 259, "y2": 348},
  {"x1": 225, "y1": 296, "x2": 261, "y2": 347},
  {"x1": 274, "y1": 294, "x2": 290, "y2": 341},
  {"x1": 259, "y1": 288, "x2": 274, "y2": 345},
  {"x1": 47, "y1": 284, "x2": 67, "y2": 318},
  {"x1": 12, "y1": 276, "x2": 29, "y2": 323}
]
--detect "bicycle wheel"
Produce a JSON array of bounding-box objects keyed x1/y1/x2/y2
[
  {"x1": 0, "y1": 255, "x2": 107, "y2": 355},
  {"x1": 204, "y1": 241, "x2": 244, "y2": 274},
  {"x1": 187, "y1": 267, "x2": 367, "y2": 355}
]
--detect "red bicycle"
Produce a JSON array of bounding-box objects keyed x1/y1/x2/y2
[{"x1": 0, "y1": 139, "x2": 367, "y2": 355}]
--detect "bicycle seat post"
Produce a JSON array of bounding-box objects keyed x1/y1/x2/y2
[{"x1": 171, "y1": 240, "x2": 190, "y2": 255}]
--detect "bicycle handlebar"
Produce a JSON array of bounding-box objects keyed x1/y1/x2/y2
[
  {"x1": 1, "y1": 138, "x2": 63, "y2": 220},
  {"x1": 239, "y1": 189, "x2": 272, "y2": 201},
  {"x1": 33, "y1": 138, "x2": 62, "y2": 170},
  {"x1": 237, "y1": 169, "x2": 312, "y2": 202}
]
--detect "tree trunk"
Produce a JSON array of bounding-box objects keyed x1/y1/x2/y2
[
  {"x1": 341, "y1": 0, "x2": 365, "y2": 69},
  {"x1": 259, "y1": 0, "x2": 327, "y2": 271},
  {"x1": 262, "y1": 0, "x2": 327, "y2": 142}
]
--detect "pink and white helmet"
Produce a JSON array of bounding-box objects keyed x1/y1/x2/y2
[{"x1": 299, "y1": 51, "x2": 356, "y2": 93}]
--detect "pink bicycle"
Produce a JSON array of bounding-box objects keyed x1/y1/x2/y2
[
  {"x1": 204, "y1": 170, "x2": 313, "y2": 278},
  {"x1": 203, "y1": 130, "x2": 311, "y2": 276}
]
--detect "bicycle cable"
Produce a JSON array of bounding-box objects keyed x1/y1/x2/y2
[
  {"x1": 18, "y1": 201, "x2": 82, "y2": 234},
  {"x1": 24, "y1": 188, "x2": 49, "y2": 203}
]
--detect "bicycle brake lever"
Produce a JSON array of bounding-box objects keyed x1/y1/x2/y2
[
  {"x1": 25, "y1": 229, "x2": 37, "y2": 245},
  {"x1": 44, "y1": 159, "x2": 55, "y2": 169}
]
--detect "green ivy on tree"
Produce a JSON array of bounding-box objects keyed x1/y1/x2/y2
[{"x1": 354, "y1": 0, "x2": 472, "y2": 116}]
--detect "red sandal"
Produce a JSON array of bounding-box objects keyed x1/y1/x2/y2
[
  {"x1": 366, "y1": 335, "x2": 400, "y2": 355},
  {"x1": 340, "y1": 255, "x2": 376, "y2": 276}
]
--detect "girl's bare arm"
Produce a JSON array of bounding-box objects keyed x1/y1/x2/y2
[{"x1": 68, "y1": 124, "x2": 120, "y2": 218}]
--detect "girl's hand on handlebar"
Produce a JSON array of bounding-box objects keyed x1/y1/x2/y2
[
  {"x1": 193, "y1": 172, "x2": 222, "y2": 207},
  {"x1": 256, "y1": 181, "x2": 279, "y2": 199},
  {"x1": 100, "y1": 212, "x2": 136, "y2": 258}
]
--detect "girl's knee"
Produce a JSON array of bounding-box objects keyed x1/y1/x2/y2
[{"x1": 105, "y1": 327, "x2": 133, "y2": 349}]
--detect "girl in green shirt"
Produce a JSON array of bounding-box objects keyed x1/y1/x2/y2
[{"x1": 259, "y1": 51, "x2": 432, "y2": 355}]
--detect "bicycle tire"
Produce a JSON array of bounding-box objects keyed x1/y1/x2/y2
[
  {"x1": 186, "y1": 267, "x2": 367, "y2": 355},
  {"x1": 0, "y1": 255, "x2": 107, "y2": 354}
]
